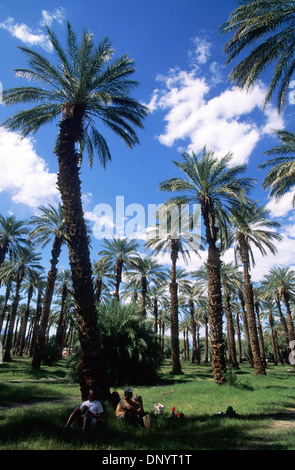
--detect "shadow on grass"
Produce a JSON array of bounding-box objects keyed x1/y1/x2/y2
[{"x1": 0, "y1": 404, "x2": 290, "y2": 451}]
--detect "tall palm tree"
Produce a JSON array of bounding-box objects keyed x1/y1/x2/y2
[
  {"x1": 0, "y1": 245, "x2": 43, "y2": 361},
  {"x1": 259, "y1": 130, "x2": 295, "y2": 209},
  {"x1": 2, "y1": 22, "x2": 148, "y2": 399},
  {"x1": 227, "y1": 201, "x2": 282, "y2": 374},
  {"x1": 145, "y1": 206, "x2": 199, "y2": 374},
  {"x1": 221, "y1": 0, "x2": 295, "y2": 112},
  {"x1": 158, "y1": 148, "x2": 255, "y2": 384},
  {"x1": 0, "y1": 215, "x2": 29, "y2": 269},
  {"x1": 98, "y1": 237, "x2": 140, "y2": 300},
  {"x1": 127, "y1": 255, "x2": 166, "y2": 316},
  {"x1": 220, "y1": 262, "x2": 243, "y2": 369},
  {"x1": 29, "y1": 203, "x2": 67, "y2": 370}
]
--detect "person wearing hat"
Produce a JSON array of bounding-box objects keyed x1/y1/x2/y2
[{"x1": 115, "y1": 387, "x2": 143, "y2": 427}]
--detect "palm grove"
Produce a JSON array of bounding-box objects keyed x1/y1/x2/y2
[{"x1": 1, "y1": 1, "x2": 295, "y2": 399}]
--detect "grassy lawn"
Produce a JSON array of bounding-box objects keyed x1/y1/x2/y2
[{"x1": 1, "y1": 357, "x2": 295, "y2": 451}]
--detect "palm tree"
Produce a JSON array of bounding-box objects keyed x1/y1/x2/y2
[
  {"x1": 93, "y1": 258, "x2": 113, "y2": 305},
  {"x1": 145, "y1": 205, "x2": 199, "y2": 374},
  {"x1": 15, "y1": 270, "x2": 45, "y2": 356},
  {"x1": 29, "y1": 203, "x2": 67, "y2": 370},
  {"x1": 0, "y1": 245, "x2": 43, "y2": 361},
  {"x1": 227, "y1": 201, "x2": 282, "y2": 375},
  {"x1": 0, "y1": 215, "x2": 29, "y2": 269},
  {"x1": 98, "y1": 237, "x2": 140, "y2": 300},
  {"x1": 259, "y1": 130, "x2": 295, "y2": 209},
  {"x1": 127, "y1": 255, "x2": 166, "y2": 316},
  {"x1": 158, "y1": 148, "x2": 255, "y2": 384},
  {"x1": 55, "y1": 269, "x2": 72, "y2": 354},
  {"x1": 180, "y1": 280, "x2": 206, "y2": 365},
  {"x1": 220, "y1": 262, "x2": 243, "y2": 369},
  {"x1": 262, "y1": 267, "x2": 295, "y2": 344},
  {"x1": 2, "y1": 22, "x2": 148, "y2": 399},
  {"x1": 221, "y1": 0, "x2": 295, "y2": 112}
]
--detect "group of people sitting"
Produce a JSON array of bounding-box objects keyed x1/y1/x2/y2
[{"x1": 63, "y1": 387, "x2": 144, "y2": 432}]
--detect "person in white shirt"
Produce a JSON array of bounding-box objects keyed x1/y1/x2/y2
[{"x1": 63, "y1": 389, "x2": 104, "y2": 432}]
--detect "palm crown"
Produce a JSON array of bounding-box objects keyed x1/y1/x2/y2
[
  {"x1": 221, "y1": 0, "x2": 295, "y2": 112},
  {"x1": 2, "y1": 21, "x2": 148, "y2": 167}
]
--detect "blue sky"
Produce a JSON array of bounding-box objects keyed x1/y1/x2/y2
[{"x1": 0, "y1": 0, "x2": 295, "y2": 286}]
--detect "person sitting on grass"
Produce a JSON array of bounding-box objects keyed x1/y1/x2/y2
[
  {"x1": 115, "y1": 387, "x2": 143, "y2": 427},
  {"x1": 63, "y1": 389, "x2": 104, "y2": 432}
]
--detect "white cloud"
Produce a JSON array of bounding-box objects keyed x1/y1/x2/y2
[
  {"x1": 40, "y1": 8, "x2": 65, "y2": 27},
  {"x1": 266, "y1": 191, "x2": 294, "y2": 218},
  {"x1": 189, "y1": 36, "x2": 212, "y2": 65},
  {"x1": 150, "y1": 67, "x2": 284, "y2": 165},
  {"x1": 0, "y1": 8, "x2": 65, "y2": 52},
  {"x1": 146, "y1": 33, "x2": 284, "y2": 166},
  {"x1": 0, "y1": 128, "x2": 59, "y2": 207}
]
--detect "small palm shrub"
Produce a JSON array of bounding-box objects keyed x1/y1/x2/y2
[{"x1": 67, "y1": 300, "x2": 161, "y2": 386}]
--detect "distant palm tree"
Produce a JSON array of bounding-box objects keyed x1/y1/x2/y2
[
  {"x1": 0, "y1": 215, "x2": 29, "y2": 269},
  {"x1": 98, "y1": 237, "x2": 140, "y2": 300},
  {"x1": 227, "y1": 201, "x2": 282, "y2": 375},
  {"x1": 16, "y1": 270, "x2": 45, "y2": 356},
  {"x1": 93, "y1": 258, "x2": 113, "y2": 305},
  {"x1": 0, "y1": 245, "x2": 43, "y2": 361},
  {"x1": 145, "y1": 205, "x2": 199, "y2": 374},
  {"x1": 128, "y1": 255, "x2": 166, "y2": 316},
  {"x1": 220, "y1": 262, "x2": 243, "y2": 369},
  {"x1": 221, "y1": 0, "x2": 295, "y2": 112},
  {"x1": 55, "y1": 269, "x2": 72, "y2": 354},
  {"x1": 2, "y1": 22, "x2": 148, "y2": 399},
  {"x1": 259, "y1": 130, "x2": 295, "y2": 209},
  {"x1": 262, "y1": 266, "x2": 295, "y2": 344},
  {"x1": 158, "y1": 148, "x2": 255, "y2": 384},
  {"x1": 29, "y1": 203, "x2": 67, "y2": 370}
]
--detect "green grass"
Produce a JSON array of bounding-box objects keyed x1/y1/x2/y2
[{"x1": 1, "y1": 357, "x2": 295, "y2": 450}]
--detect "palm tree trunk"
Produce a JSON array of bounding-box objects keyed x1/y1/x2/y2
[
  {"x1": 141, "y1": 275, "x2": 147, "y2": 316},
  {"x1": 238, "y1": 289, "x2": 253, "y2": 366},
  {"x1": 189, "y1": 299, "x2": 197, "y2": 364},
  {"x1": 114, "y1": 258, "x2": 123, "y2": 300},
  {"x1": 17, "y1": 285, "x2": 33, "y2": 356},
  {"x1": 255, "y1": 302, "x2": 266, "y2": 366},
  {"x1": 239, "y1": 238, "x2": 265, "y2": 375},
  {"x1": 56, "y1": 284, "x2": 67, "y2": 355},
  {"x1": 170, "y1": 240, "x2": 182, "y2": 374},
  {"x1": 275, "y1": 297, "x2": 289, "y2": 353},
  {"x1": 202, "y1": 201, "x2": 226, "y2": 384},
  {"x1": 282, "y1": 291, "x2": 295, "y2": 343},
  {"x1": 55, "y1": 111, "x2": 109, "y2": 400},
  {"x1": 31, "y1": 236, "x2": 62, "y2": 370},
  {"x1": 269, "y1": 314, "x2": 278, "y2": 365},
  {"x1": 225, "y1": 295, "x2": 238, "y2": 368},
  {"x1": 3, "y1": 269, "x2": 23, "y2": 362},
  {"x1": 236, "y1": 310, "x2": 243, "y2": 364}
]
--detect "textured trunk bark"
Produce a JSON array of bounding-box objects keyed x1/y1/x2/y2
[
  {"x1": 3, "y1": 268, "x2": 23, "y2": 362},
  {"x1": 170, "y1": 240, "x2": 182, "y2": 374},
  {"x1": 141, "y1": 275, "x2": 147, "y2": 316},
  {"x1": 202, "y1": 200, "x2": 226, "y2": 384},
  {"x1": 55, "y1": 110, "x2": 109, "y2": 400},
  {"x1": 31, "y1": 236, "x2": 62, "y2": 370},
  {"x1": 17, "y1": 286, "x2": 33, "y2": 356},
  {"x1": 239, "y1": 237, "x2": 265, "y2": 375},
  {"x1": 225, "y1": 295, "x2": 238, "y2": 368}
]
